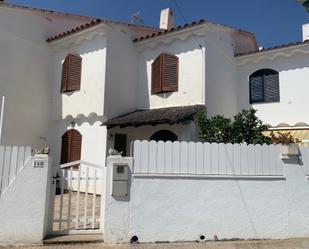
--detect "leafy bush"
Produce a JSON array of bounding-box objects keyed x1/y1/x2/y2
[{"x1": 196, "y1": 108, "x2": 271, "y2": 145}]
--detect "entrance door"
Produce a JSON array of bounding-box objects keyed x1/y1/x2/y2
[{"x1": 114, "y1": 134, "x2": 127, "y2": 156}]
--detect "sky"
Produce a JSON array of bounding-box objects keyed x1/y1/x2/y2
[{"x1": 9, "y1": 0, "x2": 309, "y2": 48}]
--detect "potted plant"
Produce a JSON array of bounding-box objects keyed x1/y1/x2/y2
[{"x1": 271, "y1": 132, "x2": 300, "y2": 157}]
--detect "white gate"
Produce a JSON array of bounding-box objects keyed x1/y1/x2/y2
[{"x1": 51, "y1": 160, "x2": 103, "y2": 234}]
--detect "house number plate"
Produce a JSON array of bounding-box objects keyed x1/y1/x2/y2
[{"x1": 33, "y1": 160, "x2": 46, "y2": 168}]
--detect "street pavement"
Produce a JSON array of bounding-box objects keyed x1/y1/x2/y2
[{"x1": 2, "y1": 238, "x2": 309, "y2": 249}]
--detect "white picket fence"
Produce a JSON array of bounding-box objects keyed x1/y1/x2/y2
[
  {"x1": 0, "y1": 146, "x2": 32, "y2": 197},
  {"x1": 132, "y1": 140, "x2": 286, "y2": 176}
]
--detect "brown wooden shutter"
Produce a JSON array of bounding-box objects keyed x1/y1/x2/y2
[
  {"x1": 60, "y1": 131, "x2": 71, "y2": 164},
  {"x1": 60, "y1": 129, "x2": 82, "y2": 169},
  {"x1": 162, "y1": 53, "x2": 178, "y2": 92},
  {"x1": 67, "y1": 54, "x2": 82, "y2": 92},
  {"x1": 60, "y1": 57, "x2": 69, "y2": 93},
  {"x1": 70, "y1": 129, "x2": 82, "y2": 162},
  {"x1": 151, "y1": 55, "x2": 163, "y2": 94}
]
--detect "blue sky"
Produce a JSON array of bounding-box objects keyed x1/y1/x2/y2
[{"x1": 10, "y1": 0, "x2": 309, "y2": 48}]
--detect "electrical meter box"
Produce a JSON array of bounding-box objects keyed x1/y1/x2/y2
[{"x1": 112, "y1": 164, "x2": 129, "y2": 197}]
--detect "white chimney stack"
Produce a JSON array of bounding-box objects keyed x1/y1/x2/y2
[
  {"x1": 302, "y1": 23, "x2": 309, "y2": 41},
  {"x1": 160, "y1": 8, "x2": 174, "y2": 30}
]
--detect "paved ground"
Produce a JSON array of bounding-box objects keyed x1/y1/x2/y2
[
  {"x1": 2, "y1": 238, "x2": 309, "y2": 249},
  {"x1": 52, "y1": 192, "x2": 101, "y2": 231}
]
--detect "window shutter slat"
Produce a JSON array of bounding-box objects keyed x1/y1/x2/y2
[
  {"x1": 249, "y1": 69, "x2": 279, "y2": 104},
  {"x1": 162, "y1": 53, "x2": 178, "y2": 92},
  {"x1": 61, "y1": 53, "x2": 82, "y2": 93},
  {"x1": 151, "y1": 55, "x2": 162, "y2": 94},
  {"x1": 151, "y1": 53, "x2": 179, "y2": 94},
  {"x1": 67, "y1": 54, "x2": 82, "y2": 92},
  {"x1": 60, "y1": 58, "x2": 69, "y2": 93},
  {"x1": 264, "y1": 73, "x2": 280, "y2": 102}
]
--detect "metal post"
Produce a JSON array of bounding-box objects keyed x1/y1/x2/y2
[{"x1": 0, "y1": 96, "x2": 5, "y2": 144}]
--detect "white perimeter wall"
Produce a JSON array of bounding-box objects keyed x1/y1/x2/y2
[
  {"x1": 0, "y1": 155, "x2": 52, "y2": 246},
  {"x1": 104, "y1": 143, "x2": 309, "y2": 243},
  {"x1": 237, "y1": 48, "x2": 309, "y2": 126}
]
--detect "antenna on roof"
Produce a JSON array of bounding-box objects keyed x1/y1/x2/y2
[{"x1": 131, "y1": 11, "x2": 144, "y2": 25}]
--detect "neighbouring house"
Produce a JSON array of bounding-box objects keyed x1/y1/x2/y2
[{"x1": 1, "y1": 2, "x2": 309, "y2": 169}]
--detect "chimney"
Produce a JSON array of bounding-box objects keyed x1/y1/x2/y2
[
  {"x1": 302, "y1": 23, "x2": 309, "y2": 41},
  {"x1": 160, "y1": 8, "x2": 174, "y2": 30}
]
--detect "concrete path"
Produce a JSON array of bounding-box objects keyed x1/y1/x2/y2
[{"x1": 2, "y1": 238, "x2": 309, "y2": 249}]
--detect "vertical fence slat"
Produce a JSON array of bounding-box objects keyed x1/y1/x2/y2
[
  {"x1": 75, "y1": 167, "x2": 81, "y2": 229},
  {"x1": 157, "y1": 141, "x2": 165, "y2": 174},
  {"x1": 247, "y1": 144, "x2": 255, "y2": 175},
  {"x1": 9, "y1": 146, "x2": 18, "y2": 183},
  {"x1": 0, "y1": 146, "x2": 5, "y2": 194},
  {"x1": 172, "y1": 141, "x2": 180, "y2": 174},
  {"x1": 2, "y1": 146, "x2": 12, "y2": 190},
  {"x1": 148, "y1": 141, "x2": 157, "y2": 174},
  {"x1": 83, "y1": 167, "x2": 89, "y2": 229},
  {"x1": 268, "y1": 144, "x2": 278, "y2": 175},
  {"x1": 196, "y1": 142, "x2": 204, "y2": 174},
  {"x1": 233, "y1": 143, "x2": 241, "y2": 175},
  {"x1": 211, "y1": 143, "x2": 219, "y2": 174},
  {"x1": 58, "y1": 169, "x2": 65, "y2": 230},
  {"x1": 218, "y1": 143, "x2": 227, "y2": 175},
  {"x1": 226, "y1": 143, "x2": 234, "y2": 175},
  {"x1": 204, "y1": 143, "x2": 211, "y2": 174},
  {"x1": 262, "y1": 144, "x2": 270, "y2": 175},
  {"x1": 16, "y1": 146, "x2": 25, "y2": 172},
  {"x1": 180, "y1": 142, "x2": 188, "y2": 174},
  {"x1": 165, "y1": 141, "x2": 173, "y2": 173},
  {"x1": 240, "y1": 143, "x2": 248, "y2": 175},
  {"x1": 92, "y1": 169, "x2": 97, "y2": 229},
  {"x1": 140, "y1": 140, "x2": 149, "y2": 174},
  {"x1": 67, "y1": 167, "x2": 73, "y2": 230},
  {"x1": 24, "y1": 146, "x2": 32, "y2": 162},
  {"x1": 188, "y1": 142, "x2": 196, "y2": 174},
  {"x1": 255, "y1": 144, "x2": 263, "y2": 175},
  {"x1": 133, "y1": 140, "x2": 141, "y2": 174}
]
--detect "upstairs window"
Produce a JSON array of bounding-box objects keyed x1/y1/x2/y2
[
  {"x1": 61, "y1": 53, "x2": 82, "y2": 93},
  {"x1": 249, "y1": 69, "x2": 280, "y2": 104},
  {"x1": 151, "y1": 53, "x2": 179, "y2": 94}
]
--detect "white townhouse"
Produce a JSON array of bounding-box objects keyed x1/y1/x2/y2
[{"x1": 1, "y1": 2, "x2": 309, "y2": 168}]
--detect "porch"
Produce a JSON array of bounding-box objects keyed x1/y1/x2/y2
[{"x1": 103, "y1": 105, "x2": 205, "y2": 156}]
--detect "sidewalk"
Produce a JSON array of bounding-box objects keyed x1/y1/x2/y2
[{"x1": 2, "y1": 238, "x2": 309, "y2": 249}]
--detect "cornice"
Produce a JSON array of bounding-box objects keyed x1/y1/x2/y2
[
  {"x1": 236, "y1": 44, "x2": 309, "y2": 66},
  {"x1": 49, "y1": 24, "x2": 111, "y2": 51},
  {"x1": 135, "y1": 26, "x2": 207, "y2": 52}
]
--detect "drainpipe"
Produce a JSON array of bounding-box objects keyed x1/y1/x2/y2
[{"x1": 0, "y1": 96, "x2": 5, "y2": 144}]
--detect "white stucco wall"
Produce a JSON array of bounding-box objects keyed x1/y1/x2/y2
[
  {"x1": 204, "y1": 28, "x2": 239, "y2": 118},
  {"x1": 0, "y1": 6, "x2": 91, "y2": 148},
  {"x1": 0, "y1": 155, "x2": 52, "y2": 246},
  {"x1": 51, "y1": 34, "x2": 107, "y2": 120},
  {"x1": 136, "y1": 34, "x2": 205, "y2": 110},
  {"x1": 237, "y1": 46, "x2": 309, "y2": 126},
  {"x1": 103, "y1": 26, "x2": 139, "y2": 118},
  {"x1": 104, "y1": 153, "x2": 309, "y2": 243}
]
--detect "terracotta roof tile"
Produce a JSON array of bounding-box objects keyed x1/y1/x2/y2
[
  {"x1": 133, "y1": 19, "x2": 254, "y2": 43},
  {"x1": 46, "y1": 19, "x2": 103, "y2": 42},
  {"x1": 235, "y1": 40, "x2": 309, "y2": 57}
]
